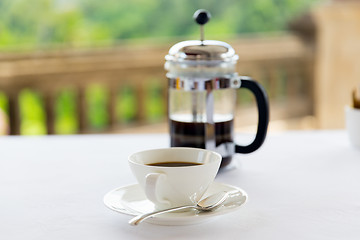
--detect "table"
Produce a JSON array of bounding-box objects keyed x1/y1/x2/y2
[{"x1": 0, "y1": 130, "x2": 359, "y2": 240}]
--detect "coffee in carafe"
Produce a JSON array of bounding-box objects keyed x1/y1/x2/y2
[
  {"x1": 170, "y1": 118, "x2": 234, "y2": 167},
  {"x1": 165, "y1": 10, "x2": 269, "y2": 168}
]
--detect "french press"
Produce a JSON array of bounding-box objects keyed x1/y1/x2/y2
[{"x1": 165, "y1": 10, "x2": 269, "y2": 168}]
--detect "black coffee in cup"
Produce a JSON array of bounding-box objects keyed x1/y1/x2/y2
[{"x1": 147, "y1": 162, "x2": 202, "y2": 167}]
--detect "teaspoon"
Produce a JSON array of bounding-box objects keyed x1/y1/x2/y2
[{"x1": 129, "y1": 191, "x2": 231, "y2": 226}]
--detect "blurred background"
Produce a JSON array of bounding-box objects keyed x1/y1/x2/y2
[{"x1": 0, "y1": 0, "x2": 358, "y2": 135}]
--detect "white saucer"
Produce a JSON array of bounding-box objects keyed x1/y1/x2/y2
[{"x1": 103, "y1": 182, "x2": 247, "y2": 226}]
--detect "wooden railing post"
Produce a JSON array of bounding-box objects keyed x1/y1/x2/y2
[
  {"x1": 8, "y1": 91, "x2": 20, "y2": 135},
  {"x1": 45, "y1": 90, "x2": 54, "y2": 134},
  {"x1": 77, "y1": 86, "x2": 86, "y2": 133},
  {"x1": 108, "y1": 83, "x2": 117, "y2": 129}
]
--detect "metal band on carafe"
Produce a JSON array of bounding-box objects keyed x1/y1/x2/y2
[{"x1": 205, "y1": 79, "x2": 215, "y2": 151}]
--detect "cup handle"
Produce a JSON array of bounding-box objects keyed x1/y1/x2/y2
[
  {"x1": 235, "y1": 76, "x2": 269, "y2": 153},
  {"x1": 145, "y1": 173, "x2": 171, "y2": 207}
]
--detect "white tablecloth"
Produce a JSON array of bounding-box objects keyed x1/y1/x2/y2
[{"x1": 0, "y1": 130, "x2": 359, "y2": 240}]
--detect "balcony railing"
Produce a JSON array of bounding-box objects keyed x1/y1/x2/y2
[{"x1": 0, "y1": 33, "x2": 314, "y2": 135}]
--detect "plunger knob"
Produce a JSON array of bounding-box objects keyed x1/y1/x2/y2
[
  {"x1": 193, "y1": 9, "x2": 211, "y2": 25},
  {"x1": 193, "y1": 9, "x2": 211, "y2": 42}
]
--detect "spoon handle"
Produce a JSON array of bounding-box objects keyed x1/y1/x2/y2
[{"x1": 129, "y1": 205, "x2": 194, "y2": 226}]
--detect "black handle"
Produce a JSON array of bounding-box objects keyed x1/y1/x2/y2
[{"x1": 235, "y1": 77, "x2": 269, "y2": 153}]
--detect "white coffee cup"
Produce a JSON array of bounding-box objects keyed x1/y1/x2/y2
[
  {"x1": 345, "y1": 106, "x2": 360, "y2": 148},
  {"x1": 128, "y1": 147, "x2": 221, "y2": 209}
]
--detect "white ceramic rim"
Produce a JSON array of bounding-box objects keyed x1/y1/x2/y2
[{"x1": 128, "y1": 147, "x2": 222, "y2": 168}]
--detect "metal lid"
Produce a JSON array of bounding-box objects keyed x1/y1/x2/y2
[
  {"x1": 165, "y1": 9, "x2": 238, "y2": 66},
  {"x1": 165, "y1": 9, "x2": 238, "y2": 78},
  {"x1": 165, "y1": 40, "x2": 238, "y2": 63}
]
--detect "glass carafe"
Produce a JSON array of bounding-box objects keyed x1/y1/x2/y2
[{"x1": 165, "y1": 10, "x2": 269, "y2": 168}]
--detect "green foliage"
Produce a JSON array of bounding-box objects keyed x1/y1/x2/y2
[
  {"x1": 55, "y1": 88, "x2": 78, "y2": 134},
  {"x1": 144, "y1": 80, "x2": 165, "y2": 122},
  {"x1": 18, "y1": 89, "x2": 47, "y2": 135},
  {"x1": 116, "y1": 86, "x2": 137, "y2": 123},
  {"x1": 0, "y1": 92, "x2": 8, "y2": 114},
  {"x1": 85, "y1": 84, "x2": 109, "y2": 130},
  {"x1": 0, "y1": 92, "x2": 9, "y2": 135},
  {"x1": 0, "y1": 0, "x2": 317, "y2": 49}
]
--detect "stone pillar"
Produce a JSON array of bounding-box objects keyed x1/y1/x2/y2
[{"x1": 313, "y1": 1, "x2": 360, "y2": 128}]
